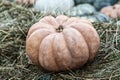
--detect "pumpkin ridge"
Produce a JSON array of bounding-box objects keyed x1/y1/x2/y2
[
  {"x1": 62, "y1": 28, "x2": 89, "y2": 68},
  {"x1": 27, "y1": 29, "x2": 53, "y2": 64},
  {"x1": 52, "y1": 33, "x2": 74, "y2": 71},
  {"x1": 50, "y1": 34, "x2": 61, "y2": 71},
  {"x1": 28, "y1": 29, "x2": 54, "y2": 40},
  {"x1": 56, "y1": 15, "x2": 69, "y2": 26},
  {"x1": 70, "y1": 23, "x2": 100, "y2": 61},
  {"x1": 62, "y1": 33, "x2": 73, "y2": 68},
  {"x1": 70, "y1": 26, "x2": 90, "y2": 60},
  {"x1": 40, "y1": 16, "x2": 59, "y2": 28},
  {"x1": 63, "y1": 27, "x2": 86, "y2": 57},
  {"x1": 71, "y1": 26, "x2": 90, "y2": 48},
  {"x1": 27, "y1": 23, "x2": 55, "y2": 38},
  {"x1": 51, "y1": 34, "x2": 64, "y2": 70},
  {"x1": 62, "y1": 30, "x2": 74, "y2": 58},
  {"x1": 27, "y1": 28, "x2": 54, "y2": 39},
  {"x1": 39, "y1": 34, "x2": 59, "y2": 71}
]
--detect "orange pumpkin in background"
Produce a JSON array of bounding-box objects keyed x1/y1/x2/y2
[
  {"x1": 100, "y1": 4, "x2": 120, "y2": 18},
  {"x1": 26, "y1": 15, "x2": 100, "y2": 72},
  {"x1": 114, "y1": 4, "x2": 120, "y2": 16}
]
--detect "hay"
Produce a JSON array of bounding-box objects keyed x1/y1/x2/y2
[{"x1": 0, "y1": 1, "x2": 120, "y2": 80}]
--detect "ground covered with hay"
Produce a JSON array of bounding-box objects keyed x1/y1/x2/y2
[{"x1": 0, "y1": 1, "x2": 120, "y2": 80}]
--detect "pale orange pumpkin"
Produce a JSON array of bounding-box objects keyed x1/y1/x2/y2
[
  {"x1": 100, "y1": 4, "x2": 120, "y2": 18},
  {"x1": 114, "y1": 4, "x2": 120, "y2": 17},
  {"x1": 26, "y1": 15, "x2": 100, "y2": 71}
]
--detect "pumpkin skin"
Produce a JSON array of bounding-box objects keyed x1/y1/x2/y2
[
  {"x1": 34, "y1": 0, "x2": 74, "y2": 13},
  {"x1": 114, "y1": 4, "x2": 120, "y2": 16},
  {"x1": 100, "y1": 4, "x2": 120, "y2": 18},
  {"x1": 66, "y1": 4, "x2": 96, "y2": 17},
  {"x1": 26, "y1": 15, "x2": 100, "y2": 71}
]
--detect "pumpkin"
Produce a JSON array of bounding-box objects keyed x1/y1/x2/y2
[
  {"x1": 65, "y1": 4, "x2": 110, "y2": 22},
  {"x1": 94, "y1": 0, "x2": 118, "y2": 10},
  {"x1": 34, "y1": 0, "x2": 74, "y2": 13},
  {"x1": 74, "y1": 0, "x2": 95, "y2": 5},
  {"x1": 100, "y1": 4, "x2": 120, "y2": 18},
  {"x1": 114, "y1": 4, "x2": 120, "y2": 17},
  {"x1": 26, "y1": 15, "x2": 100, "y2": 71},
  {"x1": 66, "y1": 4, "x2": 96, "y2": 17},
  {"x1": 80, "y1": 12, "x2": 110, "y2": 22}
]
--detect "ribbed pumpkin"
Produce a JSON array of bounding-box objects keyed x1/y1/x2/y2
[
  {"x1": 26, "y1": 15, "x2": 100, "y2": 71},
  {"x1": 100, "y1": 4, "x2": 120, "y2": 18}
]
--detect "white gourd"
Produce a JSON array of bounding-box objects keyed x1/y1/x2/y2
[{"x1": 34, "y1": 0, "x2": 74, "y2": 13}]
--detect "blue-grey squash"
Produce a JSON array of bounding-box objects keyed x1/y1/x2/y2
[
  {"x1": 66, "y1": 4, "x2": 96, "y2": 16},
  {"x1": 94, "y1": 0, "x2": 119, "y2": 10},
  {"x1": 74, "y1": 0, "x2": 95, "y2": 5},
  {"x1": 81, "y1": 12, "x2": 110, "y2": 22}
]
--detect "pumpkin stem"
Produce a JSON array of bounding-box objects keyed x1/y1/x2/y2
[{"x1": 56, "y1": 25, "x2": 64, "y2": 32}]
